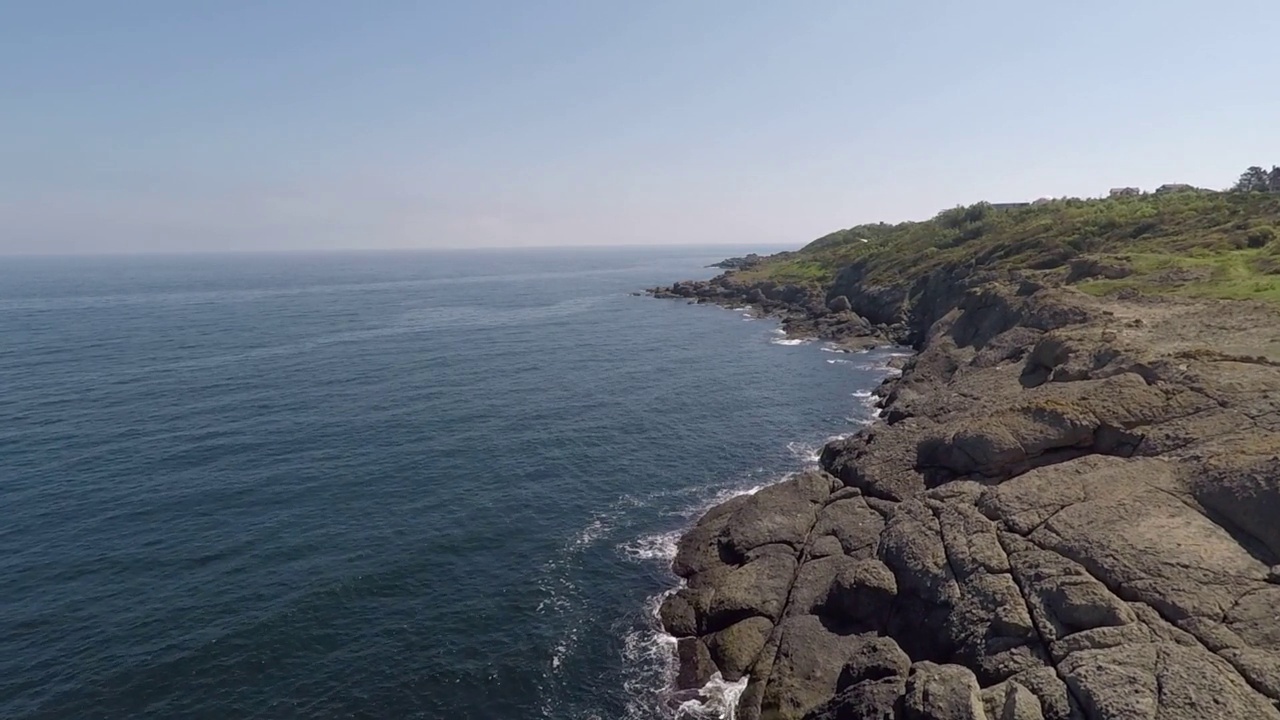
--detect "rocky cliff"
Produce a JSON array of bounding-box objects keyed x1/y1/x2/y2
[{"x1": 649, "y1": 267, "x2": 1280, "y2": 720}]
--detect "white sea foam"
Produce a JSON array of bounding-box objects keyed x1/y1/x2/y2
[
  {"x1": 619, "y1": 530, "x2": 682, "y2": 563},
  {"x1": 820, "y1": 344, "x2": 844, "y2": 353},
  {"x1": 787, "y1": 440, "x2": 821, "y2": 464},
  {"x1": 852, "y1": 389, "x2": 875, "y2": 398},
  {"x1": 826, "y1": 358, "x2": 852, "y2": 365},
  {"x1": 622, "y1": 589, "x2": 751, "y2": 720},
  {"x1": 615, "y1": 478, "x2": 776, "y2": 716},
  {"x1": 573, "y1": 517, "x2": 610, "y2": 548},
  {"x1": 620, "y1": 590, "x2": 680, "y2": 719},
  {"x1": 619, "y1": 482, "x2": 766, "y2": 564},
  {"x1": 704, "y1": 483, "x2": 765, "y2": 509},
  {"x1": 769, "y1": 337, "x2": 808, "y2": 346},
  {"x1": 675, "y1": 673, "x2": 751, "y2": 719},
  {"x1": 771, "y1": 327, "x2": 787, "y2": 335}
]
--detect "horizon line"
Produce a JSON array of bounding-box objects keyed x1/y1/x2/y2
[{"x1": 0, "y1": 241, "x2": 795, "y2": 260}]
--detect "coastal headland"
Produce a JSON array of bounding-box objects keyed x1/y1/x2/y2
[{"x1": 648, "y1": 190, "x2": 1280, "y2": 719}]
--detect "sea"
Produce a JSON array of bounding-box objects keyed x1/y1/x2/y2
[{"x1": 0, "y1": 247, "x2": 904, "y2": 720}]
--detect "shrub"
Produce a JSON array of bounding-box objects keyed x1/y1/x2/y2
[
  {"x1": 1246, "y1": 227, "x2": 1277, "y2": 248},
  {"x1": 1129, "y1": 220, "x2": 1159, "y2": 239}
]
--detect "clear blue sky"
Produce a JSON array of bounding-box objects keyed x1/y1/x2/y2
[{"x1": 3, "y1": 1, "x2": 1277, "y2": 254}]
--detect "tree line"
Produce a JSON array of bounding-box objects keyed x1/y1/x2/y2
[{"x1": 1233, "y1": 165, "x2": 1280, "y2": 193}]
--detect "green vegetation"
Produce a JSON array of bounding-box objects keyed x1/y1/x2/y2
[
  {"x1": 736, "y1": 189, "x2": 1280, "y2": 303},
  {"x1": 1233, "y1": 165, "x2": 1280, "y2": 193},
  {"x1": 1076, "y1": 247, "x2": 1280, "y2": 302}
]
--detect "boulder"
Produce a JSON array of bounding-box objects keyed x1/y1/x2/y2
[
  {"x1": 704, "y1": 552, "x2": 796, "y2": 631},
  {"x1": 722, "y1": 471, "x2": 832, "y2": 558},
  {"x1": 705, "y1": 616, "x2": 774, "y2": 681},
  {"x1": 806, "y1": 677, "x2": 907, "y2": 720},
  {"x1": 675, "y1": 637, "x2": 716, "y2": 690},
  {"x1": 980, "y1": 681, "x2": 1044, "y2": 720},
  {"x1": 758, "y1": 615, "x2": 873, "y2": 720},
  {"x1": 836, "y1": 636, "x2": 912, "y2": 690},
  {"x1": 822, "y1": 559, "x2": 898, "y2": 633},
  {"x1": 672, "y1": 493, "x2": 750, "y2": 578},
  {"x1": 902, "y1": 662, "x2": 987, "y2": 720},
  {"x1": 659, "y1": 589, "x2": 700, "y2": 637}
]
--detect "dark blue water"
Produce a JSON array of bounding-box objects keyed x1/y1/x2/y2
[{"x1": 0, "y1": 248, "x2": 899, "y2": 720}]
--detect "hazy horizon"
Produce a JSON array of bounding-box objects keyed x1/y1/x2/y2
[
  {"x1": 0, "y1": 242, "x2": 792, "y2": 259},
  {"x1": 4, "y1": 1, "x2": 1278, "y2": 255}
]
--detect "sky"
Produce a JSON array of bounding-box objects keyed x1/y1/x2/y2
[{"x1": 2, "y1": 1, "x2": 1278, "y2": 254}]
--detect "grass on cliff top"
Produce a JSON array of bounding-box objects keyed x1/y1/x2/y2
[
  {"x1": 1075, "y1": 248, "x2": 1280, "y2": 302},
  {"x1": 736, "y1": 191, "x2": 1280, "y2": 302}
]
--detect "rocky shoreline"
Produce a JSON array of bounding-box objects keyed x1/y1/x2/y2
[
  {"x1": 647, "y1": 266, "x2": 1280, "y2": 719},
  {"x1": 646, "y1": 275, "x2": 902, "y2": 351}
]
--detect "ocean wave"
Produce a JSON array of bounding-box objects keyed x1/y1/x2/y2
[
  {"x1": 769, "y1": 337, "x2": 808, "y2": 346},
  {"x1": 675, "y1": 673, "x2": 750, "y2": 719},
  {"x1": 702, "y1": 483, "x2": 766, "y2": 510},
  {"x1": 621, "y1": 591, "x2": 680, "y2": 719},
  {"x1": 621, "y1": 590, "x2": 749, "y2": 720},
  {"x1": 786, "y1": 440, "x2": 821, "y2": 464},
  {"x1": 617, "y1": 482, "x2": 766, "y2": 565},
  {"x1": 618, "y1": 530, "x2": 682, "y2": 563},
  {"x1": 614, "y1": 477, "x2": 777, "y2": 717}
]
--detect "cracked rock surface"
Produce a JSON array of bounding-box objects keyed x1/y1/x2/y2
[{"x1": 660, "y1": 281, "x2": 1280, "y2": 719}]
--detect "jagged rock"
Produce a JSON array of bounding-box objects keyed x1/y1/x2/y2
[
  {"x1": 676, "y1": 637, "x2": 716, "y2": 690},
  {"x1": 660, "y1": 590, "x2": 700, "y2": 637},
  {"x1": 806, "y1": 677, "x2": 906, "y2": 720},
  {"x1": 836, "y1": 636, "x2": 912, "y2": 690},
  {"x1": 1193, "y1": 453, "x2": 1280, "y2": 559},
  {"x1": 809, "y1": 534, "x2": 845, "y2": 559},
  {"x1": 758, "y1": 615, "x2": 875, "y2": 720},
  {"x1": 828, "y1": 295, "x2": 853, "y2": 313},
  {"x1": 1059, "y1": 641, "x2": 1280, "y2": 719},
  {"x1": 1220, "y1": 647, "x2": 1280, "y2": 699},
  {"x1": 705, "y1": 616, "x2": 774, "y2": 681},
  {"x1": 812, "y1": 496, "x2": 885, "y2": 559},
  {"x1": 658, "y1": 275, "x2": 1280, "y2": 719},
  {"x1": 723, "y1": 471, "x2": 832, "y2": 558},
  {"x1": 902, "y1": 662, "x2": 986, "y2": 720},
  {"x1": 788, "y1": 555, "x2": 857, "y2": 617},
  {"x1": 672, "y1": 493, "x2": 751, "y2": 579},
  {"x1": 823, "y1": 559, "x2": 897, "y2": 633},
  {"x1": 980, "y1": 681, "x2": 1044, "y2": 720},
  {"x1": 1004, "y1": 543, "x2": 1135, "y2": 643},
  {"x1": 705, "y1": 552, "x2": 797, "y2": 631}
]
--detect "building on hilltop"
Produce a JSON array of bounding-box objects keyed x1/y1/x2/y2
[
  {"x1": 1155, "y1": 183, "x2": 1197, "y2": 194},
  {"x1": 1109, "y1": 187, "x2": 1142, "y2": 197}
]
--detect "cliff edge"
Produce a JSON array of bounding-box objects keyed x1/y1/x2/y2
[{"x1": 651, "y1": 193, "x2": 1280, "y2": 719}]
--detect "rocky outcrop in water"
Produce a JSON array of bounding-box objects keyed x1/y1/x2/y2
[
  {"x1": 708, "y1": 254, "x2": 767, "y2": 270},
  {"x1": 652, "y1": 271, "x2": 1280, "y2": 719},
  {"x1": 646, "y1": 275, "x2": 895, "y2": 350}
]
